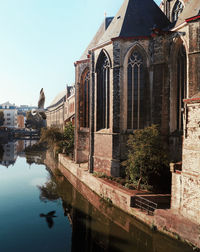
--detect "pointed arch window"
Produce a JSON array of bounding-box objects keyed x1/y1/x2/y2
[
  {"x1": 172, "y1": 0, "x2": 184, "y2": 22},
  {"x1": 127, "y1": 50, "x2": 145, "y2": 129},
  {"x1": 80, "y1": 69, "x2": 90, "y2": 128},
  {"x1": 96, "y1": 51, "x2": 110, "y2": 131},
  {"x1": 176, "y1": 45, "x2": 186, "y2": 131}
]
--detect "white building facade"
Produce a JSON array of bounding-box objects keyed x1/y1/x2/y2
[{"x1": 0, "y1": 102, "x2": 18, "y2": 128}]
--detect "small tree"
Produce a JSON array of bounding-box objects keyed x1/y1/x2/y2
[
  {"x1": 40, "y1": 122, "x2": 74, "y2": 157},
  {"x1": 60, "y1": 122, "x2": 74, "y2": 156},
  {"x1": 0, "y1": 111, "x2": 4, "y2": 126},
  {"x1": 40, "y1": 127, "x2": 63, "y2": 146},
  {"x1": 124, "y1": 125, "x2": 170, "y2": 192}
]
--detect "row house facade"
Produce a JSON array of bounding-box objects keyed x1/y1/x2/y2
[
  {"x1": 46, "y1": 86, "x2": 75, "y2": 129},
  {"x1": 0, "y1": 102, "x2": 18, "y2": 128}
]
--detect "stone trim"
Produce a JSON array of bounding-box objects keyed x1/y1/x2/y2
[
  {"x1": 74, "y1": 58, "x2": 90, "y2": 66},
  {"x1": 183, "y1": 97, "x2": 200, "y2": 103},
  {"x1": 186, "y1": 15, "x2": 200, "y2": 23}
]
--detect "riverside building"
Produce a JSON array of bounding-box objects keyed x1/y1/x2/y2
[{"x1": 73, "y1": 0, "x2": 200, "y2": 224}]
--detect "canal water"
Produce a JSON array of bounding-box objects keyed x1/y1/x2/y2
[{"x1": 0, "y1": 140, "x2": 194, "y2": 252}]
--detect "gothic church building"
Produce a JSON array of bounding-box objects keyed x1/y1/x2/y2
[{"x1": 74, "y1": 0, "x2": 200, "y2": 182}]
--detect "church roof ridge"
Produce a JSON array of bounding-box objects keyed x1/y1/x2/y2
[
  {"x1": 98, "y1": 0, "x2": 171, "y2": 45},
  {"x1": 79, "y1": 16, "x2": 114, "y2": 61}
]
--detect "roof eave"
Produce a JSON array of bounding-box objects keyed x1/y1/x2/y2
[{"x1": 74, "y1": 58, "x2": 90, "y2": 67}]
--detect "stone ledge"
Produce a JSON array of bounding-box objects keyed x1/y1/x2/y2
[
  {"x1": 58, "y1": 154, "x2": 154, "y2": 226},
  {"x1": 154, "y1": 209, "x2": 200, "y2": 248},
  {"x1": 58, "y1": 154, "x2": 197, "y2": 249}
]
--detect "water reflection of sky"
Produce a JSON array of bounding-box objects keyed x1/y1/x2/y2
[
  {"x1": 0, "y1": 142, "x2": 194, "y2": 252},
  {"x1": 0, "y1": 156, "x2": 72, "y2": 252}
]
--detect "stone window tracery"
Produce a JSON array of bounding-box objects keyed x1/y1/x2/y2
[
  {"x1": 127, "y1": 50, "x2": 145, "y2": 129},
  {"x1": 176, "y1": 45, "x2": 186, "y2": 131},
  {"x1": 172, "y1": 0, "x2": 184, "y2": 22},
  {"x1": 96, "y1": 51, "x2": 110, "y2": 131},
  {"x1": 80, "y1": 69, "x2": 90, "y2": 128}
]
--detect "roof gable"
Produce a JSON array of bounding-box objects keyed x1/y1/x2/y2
[
  {"x1": 79, "y1": 17, "x2": 114, "y2": 60},
  {"x1": 98, "y1": 0, "x2": 170, "y2": 45}
]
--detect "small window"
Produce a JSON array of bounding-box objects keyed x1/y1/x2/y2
[{"x1": 172, "y1": 0, "x2": 184, "y2": 22}]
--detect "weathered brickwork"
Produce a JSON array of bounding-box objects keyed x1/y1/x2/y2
[
  {"x1": 171, "y1": 98, "x2": 200, "y2": 224},
  {"x1": 183, "y1": 103, "x2": 200, "y2": 173},
  {"x1": 181, "y1": 174, "x2": 200, "y2": 222},
  {"x1": 76, "y1": 129, "x2": 90, "y2": 163},
  {"x1": 74, "y1": 60, "x2": 90, "y2": 163}
]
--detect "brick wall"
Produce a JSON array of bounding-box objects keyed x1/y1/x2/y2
[{"x1": 171, "y1": 98, "x2": 200, "y2": 224}]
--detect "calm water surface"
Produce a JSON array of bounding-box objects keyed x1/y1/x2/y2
[{"x1": 0, "y1": 141, "x2": 194, "y2": 252}]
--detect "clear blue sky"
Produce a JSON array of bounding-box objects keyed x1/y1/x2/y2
[{"x1": 0, "y1": 0, "x2": 161, "y2": 107}]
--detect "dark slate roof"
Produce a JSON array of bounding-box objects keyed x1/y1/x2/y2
[
  {"x1": 98, "y1": 0, "x2": 171, "y2": 45},
  {"x1": 175, "y1": 0, "x2": 200, "y2": 27},
  {"x1": 79, "y1": 17, "x2": 113, "y2": 61}
]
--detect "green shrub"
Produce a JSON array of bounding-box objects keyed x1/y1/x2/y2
[
  {"x1": 40, "y1": 122, "x2": 74, "y2": 157},
  {"x1": 123, "y1": 124, "x2": 171, "y2": 192},
  {"x1": 61, "y1": 122, "x2": 74, "y2": 155},
  {"x1": 40, "y1": 127, "x2": 63, "y2": 146}
]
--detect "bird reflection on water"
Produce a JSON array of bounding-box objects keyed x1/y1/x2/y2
[{"x1": 40, "y1": 210, "x2": 57, "y2": 228}]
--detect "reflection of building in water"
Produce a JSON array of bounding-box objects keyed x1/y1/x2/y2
[
  {"x1": 15, "y1": 140, "x2": 45, "y2": 165},
  {"x1": 16, "y1": 140, "x2": 38, "y2": 157},
  {"x1": 24, "y1": 139, "x2": 38, "y2": 149},
  {"x1": 1, "y1": 142, "x2": 17, "y2": 167},
  {"x1": 26, "y1": 154, "x2": 44, "y2": 165},
  {"x1": 0, "y1": 140, "x2": 41, "y2": 167},
  {"x1": 43, "y1": 151, "x2": 191, "y2": 252}
]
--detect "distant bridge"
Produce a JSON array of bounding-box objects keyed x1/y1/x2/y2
[
  {"x1": 0, "y1": 128, "x2": 40, "y2": 139},
  {"x1": 13, "y1": 129, "x2": 40, "y2": 139}
]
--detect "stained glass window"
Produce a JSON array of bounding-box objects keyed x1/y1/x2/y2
[
  {"x1": 127, "y1": 51, "x2": 145, "y2": 129},
  {"x1": 172, "y1": 0, "x2": 184, "y2": 22},
  {"x1": 96, "y1": 51, "x2": 110, "y2": 130},
  {"x1": 176, "y1": 45, "x2": 186, "y2": 131},
  {"x1": 80, "y1": 69, "x2": 90, "y2": 128}
]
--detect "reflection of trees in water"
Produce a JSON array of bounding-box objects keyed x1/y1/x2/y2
[
  {"x1": 38, "y1": 180, "x2": 60, "y2": 203},
  {"x1": 0, "y1": 144, "x2": 4, "y2": 161},
  {"x1": 25, "y1": 143, "x2": 47, "y2": 165},
  {"x1": 25, "y1": 142, "x2": 47, "y2": 152}
]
